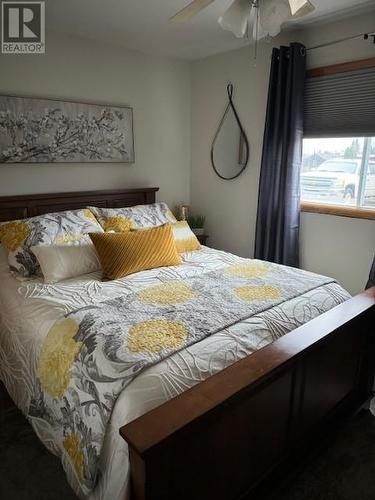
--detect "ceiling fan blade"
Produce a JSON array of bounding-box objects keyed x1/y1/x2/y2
[{"x1": 170, "y1": 0, "x2": 216, "y2": 22}]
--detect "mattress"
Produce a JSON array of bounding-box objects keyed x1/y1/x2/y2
[{"x1": 0, "y1": 245, "x2": 351, "y2": 499}]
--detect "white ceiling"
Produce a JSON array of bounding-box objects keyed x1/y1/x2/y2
[{"x1": 47, "y1": 0, "x2": 375, "y2": 60}]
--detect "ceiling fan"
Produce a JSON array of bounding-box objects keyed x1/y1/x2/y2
[{"x1": 170, "y1": 0, "x2": 315, "y2": 41}]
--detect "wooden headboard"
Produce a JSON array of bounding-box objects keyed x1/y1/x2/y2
[{"x1": 0, "y1": 187, "x2": 159, "y2": 222}]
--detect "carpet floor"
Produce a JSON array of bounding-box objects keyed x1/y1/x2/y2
[{"x1": 1, "y1": 384, "x2": 375, "y2": 500}]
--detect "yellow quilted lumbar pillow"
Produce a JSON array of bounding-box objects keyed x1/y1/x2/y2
[
  {"x1": 89, "y1": 224, "x2": 182, "y2": 280},
  {"x1": 172, "y1": 221, "x2": 201, "y2": 253}
]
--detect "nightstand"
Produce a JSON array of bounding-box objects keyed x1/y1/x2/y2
[{"x1": 197, "y1": 234, "x2": 209, "y2": 246}]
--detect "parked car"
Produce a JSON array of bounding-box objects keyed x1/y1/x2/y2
[{"x1": 301, "y1": 158, "x2": 375, "y2": 202}]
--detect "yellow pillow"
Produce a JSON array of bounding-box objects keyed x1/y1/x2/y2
[
  {"x1": 172, "y1": 221, "x2": 201, "y2": 253},
  {"x1": 89, "y1": 224, "x2": 182, "y2": 280}
]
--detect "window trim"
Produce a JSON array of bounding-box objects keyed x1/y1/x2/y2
[
  {"x1": 306, "y1": 57, "x2": 375, "y2": 78},
  {"x1": 301, "y1": 202, "x2": 375, "y2": 221},
  {"x1": 302, "y1": 57, "x2": 375, "y2": 220}
]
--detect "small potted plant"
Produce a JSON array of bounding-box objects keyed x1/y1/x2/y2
[{"x1": 187, "y1": 215, "x2": 206, "y2": 236}]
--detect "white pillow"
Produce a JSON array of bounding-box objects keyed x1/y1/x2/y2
[{"x1": 31, "y1": 244, "x2": 101, "y2": 283}]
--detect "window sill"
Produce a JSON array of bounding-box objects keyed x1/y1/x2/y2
[{"x1": 301, "y1": 202, "x2": 375, "y2": 221}]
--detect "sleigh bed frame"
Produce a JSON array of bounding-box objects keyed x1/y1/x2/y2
[{"x1": 0, "y1": 187, "x2": 374, "y2": 500}]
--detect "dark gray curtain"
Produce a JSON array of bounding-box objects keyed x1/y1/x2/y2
[
  {"x1": 254, "y1": 42, "x2": 306, "y2": 267},
  {"x1": 366, "y1": 255, "x2": 375, "y2": 289}
]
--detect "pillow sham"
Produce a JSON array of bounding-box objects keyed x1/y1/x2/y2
[
  {"x1": 90, "y1": 224, "x2": 182, "y2": 280},
  {"x1": 89, "y1": 202, "x2": 177, "y2": 232},
  {"x1": 31, "y1": 244, "x2": 101, "y2": 283},
  {"x1": 0, "y1": 209, "x2": 103, "y2": 278},
  {"x1": 172, "y1": 221, "x2": 201, "y2": 253}
]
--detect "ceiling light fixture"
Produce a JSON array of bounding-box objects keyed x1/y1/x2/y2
[
  {"x1": 289, "y1": 0, "x2": 315, "y2": 18},
  {"x1": 218, "y1": 0, "x2": 315, "y2": 41},
  {"x1": 217, "y1": 0, "x2": 252, "y2": 39},
  {"x1": 170, "y1": 0, "x2": 315, "y2": 61}
]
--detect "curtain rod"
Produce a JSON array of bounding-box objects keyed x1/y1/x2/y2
[{"x1": 306, "y1": 32, "x2": 375, "y2": 51}]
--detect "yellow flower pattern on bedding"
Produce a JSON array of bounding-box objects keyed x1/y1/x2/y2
[
  {"x1": 103, "y1": 216, "x2": 134, "y2": 232},
  {"x1": 0, "y1": 221, "x2": 30, "y2": 252},
  {"x1": 37, "y1": 319, "x2": 82, "y2": 398},
  {"x1": 28, "y1": 255, "x2": 335, "y2": 494},
  {"x1": 235, "y1": 285, "x2": 281, "y2": 302},
  {"x1": 225, "y1": 262, "x2": 269, "y2": 278},
  {"x1": 54, "y1": 233, "x2": 88, "y2": 245},
  {"x1": 137, "y1": 282, "x2": 197, "y2": 305},
  {"x1": 63, "y1": 433, "x2": 85, "y2": 481},
  {"x1": 89, "y1": 202, "x2": 177, "y2": 232},
  {"x1": 128, "y1": 319, "x2": 188, "y2": 352}
]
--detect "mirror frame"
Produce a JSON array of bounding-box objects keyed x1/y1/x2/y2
[{"x1": 211, "y1": 83, "x2": 250, "y2": 181}]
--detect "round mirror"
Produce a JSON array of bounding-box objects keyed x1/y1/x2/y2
[{"x1": 211, "y1": 84, "x2": 249, "y2": 180}]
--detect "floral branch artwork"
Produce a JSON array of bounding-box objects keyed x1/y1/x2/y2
[{"x1": 0, "y1": 96, "x2": 134, "y2": 163}]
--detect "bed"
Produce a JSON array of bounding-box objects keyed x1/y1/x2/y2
[{"x1": 0, "y1": 188, "x2": 374, "y2": 500}]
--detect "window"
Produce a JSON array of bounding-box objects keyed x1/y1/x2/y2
[
  {"x1": 301, "y1": 57, "x2": 375, "y2": 220},
  {"x1": 301, "y1": 137, "x2": 375, "y2": 214}
]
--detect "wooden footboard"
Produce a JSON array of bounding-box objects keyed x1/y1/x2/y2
[{"x1": 120, "y1": 288, "x2": 375, "y2": 500}]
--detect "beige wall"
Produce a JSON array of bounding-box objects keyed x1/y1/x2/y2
[
  {"x1": 0, "y1": 33, "x2": 191, "y2": 209},
  {"x1": 191, "y1": 41, "x2": 275, "y2": 259},
  {"x1": 191, "y1": 11, "x2": 375, "y2": 295}
]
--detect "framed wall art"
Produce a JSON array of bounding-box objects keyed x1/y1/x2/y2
[{"x1": 0, "y1": 95, "x2": 135, "y2": 163}]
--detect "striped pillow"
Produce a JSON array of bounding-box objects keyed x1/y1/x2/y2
[
  {"x1": 172, "y1": 221, "x2": 201, "y2": 253},
  {"x1": 90, "y1": 224, "x2": 182, "y2": 280}
]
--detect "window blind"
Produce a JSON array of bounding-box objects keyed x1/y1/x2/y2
[{"x1": 304, "y1": 66, "x2": 375, "y2": 137}]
